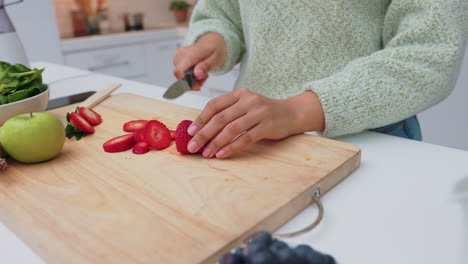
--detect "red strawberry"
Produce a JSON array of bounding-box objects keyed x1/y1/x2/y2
[
  {"x1": 175, "y1": 120, "x2": 194, "y2": 154},
  {"x1": 132, "y1": 142, "x2": 150, "y2": 155},
  {"x1": 69, "y1": 112, "x2": 95, "y2": 134},
  {"x1": 103, "y1": 134, "x2": 136, "y2": 153},
  {"x1": 144, "y1": 120, "x2": 171, "y2": 150},
  {"x1": 123, "y1": 120, "x2": 148, "y2": 132},
  {"x1": 134, "y1": 129, "x2": 146, "y2": 143},
  {"x1": 78, "y1": 107, "x2": 102, "y2": 126},
  {"x1": 170, "y1": 130, "x2": 176, "y2": 141}
]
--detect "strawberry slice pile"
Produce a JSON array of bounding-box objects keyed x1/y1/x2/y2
[
  {"x1": 103, "y1": 119, "x2": 198, "y2": 155},
  {"x1": 66, "y1": 107, "x2": 103, "y2": 140}
]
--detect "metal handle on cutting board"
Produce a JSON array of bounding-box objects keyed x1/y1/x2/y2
[{"x1": 274, "y1": 187, "x2": 324, "y2": 239}]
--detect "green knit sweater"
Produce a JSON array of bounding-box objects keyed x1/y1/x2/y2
[{"x1": 186, "y1": 0, "x2": 466, "y2": 137}]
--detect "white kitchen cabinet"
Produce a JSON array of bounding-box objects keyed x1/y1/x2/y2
[
  {"x1": 64, "y1": 44, "x2": 147, "y2": 79},
  {"x1": 61, "y1": 28, "x2": 185, "y2": 86},
  {"x1": 144, "y1": 39, "x2": 182, "y2": 88}
]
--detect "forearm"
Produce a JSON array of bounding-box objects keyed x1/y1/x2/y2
[
  {"x1": 186, "y1": 0, "x2": 245, "y2": 74},
  {"x1": 283, "y1": 91, "x2": 325, "y2": 135}
]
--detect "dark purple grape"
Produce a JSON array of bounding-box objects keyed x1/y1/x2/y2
[
  {"x1": 219, "y1": 252, "x2": 244, "y2": 264},
  {"x1": 271, "y1": 246, "x2": 302, "y2": 264},
  {"x1": 247, "y1": 249, "x2": 277, "y2": 264},
  {"x1": 244, "y1": 240, "x2": 267, "y2": 256},
  {"x1": 250, "y1": 232, "x2": 273, "y2": 247},
  {"x1": 294, "y1": 244, "x2": 323, "y2": 264},
  {"x1": 322, "y1": 255, "x2": 336, "y2": 264},
  {"x1": 235, "y1": 247, "x2": 245, "y2": 257},
  {"x1": 269, "y1": 240, "x2": 288, "y2": 253}
]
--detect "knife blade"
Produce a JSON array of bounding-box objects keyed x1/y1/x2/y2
[{"x1": 163, "y1": 67, "x2": 196, "y2": 99}]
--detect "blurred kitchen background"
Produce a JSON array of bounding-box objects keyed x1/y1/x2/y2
[{"x1": 4, "y1": 0, "x2": 468, "y2": 151}]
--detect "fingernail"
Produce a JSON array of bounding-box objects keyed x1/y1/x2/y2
[
  {"x1": 195, "y1": 69, "x2": 205, "y2": 79},
  {"x1": 187, "y1": 125, "x2": 198, "y2": 136},
  {"x1": 202, "y1": 148, "x2": 211, "y2": 158},
  {"x1": 187, "y1": 141, "x2": 198, "y2": 153},
  {"x1": 215, "y1": 150, "x2": 225, "y2": 159}
]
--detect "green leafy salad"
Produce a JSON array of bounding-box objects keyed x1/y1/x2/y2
[{"x1": 0, "y1": 61, "x2": 47, "y2": 105}]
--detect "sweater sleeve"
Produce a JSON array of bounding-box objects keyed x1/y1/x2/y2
[
  {"x1": 185, "y1": 0, "x2": 245, "y2": 75},
  {"x1": 306, "y1": 0, "x2": 466, "y2": 138}
]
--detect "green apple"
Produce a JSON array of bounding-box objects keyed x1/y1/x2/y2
[{"x1": 0, "y1": 112, "x2": 65, "y2": 163}]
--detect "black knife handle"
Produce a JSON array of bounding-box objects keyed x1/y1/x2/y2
[{"x1": 184, "y1": 67, "x2": 196, "y2": 88}]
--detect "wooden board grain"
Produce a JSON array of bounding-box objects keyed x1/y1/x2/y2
[{"x1": 0, "y1": 93, "x2": 360, "y2": 264}]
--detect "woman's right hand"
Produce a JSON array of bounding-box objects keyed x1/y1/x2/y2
[{"x1": 173, "y1": 32, "x2": 227, "y2": 91}]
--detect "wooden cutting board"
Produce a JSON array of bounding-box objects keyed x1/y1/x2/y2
[{"x1": 0, "y1": 93, "x2": 360, "y2": 264}]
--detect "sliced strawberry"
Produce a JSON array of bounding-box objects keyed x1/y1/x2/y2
[
  {"x1": 134, "y1": 129, "x2": 146, "y2": 143},
  {"x1": 69, "y1": 112, "x2": 95, "y2": 134},
  {"x1": 103, "y1": 134, "x2": 136, "y2": 153},
  {"x1": 175, "y1": 120, "x2": 194, "y2": 154},
  {"x1": 170, "y1": 130, "x2": 176, "y2": 141},
  {"x1": 132, "y1": 142, "x2": 150, "y2": 155},
  {"x1": 123, "y1": 120, "x2": 148, "y2": 132},
  {"x1": 78, "y1": 107, "x2": 102, "y2": 126},
  {"x1": 144, "y1": 120, "x2": 171, "y2": 150}
]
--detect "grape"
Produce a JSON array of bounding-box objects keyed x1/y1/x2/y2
[
  {"x1": 250, "y1": 232, "x2": 273, "y2": 247},
  {"x1": 323, "y1": 255, "x2": 336, "y2": 264},
  {"x1": 269, "y1": 240, "x2": 288, "y2": 252},
  {"x1": 217, "y1": 231, "x2": 337, "y2": 264},
  {"x1": 219, "y1": 252, "x2": 244, "y2": 264},
  {"x1": 271, "y1": 246, "x2": 302, "y2": 264},
  {"x1": 294, "y1": 245, "x2": 323, "y2": 264},
  {"x1": 235, "y1": 247, "x2": 245, "y2": 257},
  {"x1": 244, "y1": 239, "x2": 267, "y2": 256},
  {"x1": 247, "y1": 249, "x2": 277, "y2": 264}
]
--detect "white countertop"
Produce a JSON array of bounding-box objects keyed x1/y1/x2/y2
[{"x1": 1, "y1": 62, "x2": 467, "y2": 264}]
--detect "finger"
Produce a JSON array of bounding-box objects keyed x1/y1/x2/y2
[
  {"x1": 173, "y1": 46, "x2": 208, "y2": 80},
  {"x1": 215, "y1": 123, "x2": 264, "y2": 159},
  {"x1": 187, "y1": 91, "x2": 240, "y2": 137},
  {"x1": 202, "y1": 112, "x2": 260, "y2": 158},
  {"x1": 189, "y1": 102, "x2": 250, "y2": 156},
  {"x1": 194, "y1": 54, "x2": 218, "y2": 80},
  {"x1": 190, "y1": 76, "x2": 208, "y2": 91}
]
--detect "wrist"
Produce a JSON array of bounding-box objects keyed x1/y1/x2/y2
[
  {"x1": 196, "y1": 33, "x2": 227, "y2": 65},
  {"x1": 283, "y1": 91, "x2": 325, "y2": 134}
]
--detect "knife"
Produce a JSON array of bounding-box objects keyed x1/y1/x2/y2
[
  {"x1": 46, "y1": 83, "x2": 121, "y2": 110},
  {"x1": 163, "y1": 67, "x2": 196, "y2": 99}
]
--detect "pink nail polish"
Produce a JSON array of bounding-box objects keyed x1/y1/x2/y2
[
  {"x1": 195, "y1": 69, "x2": 205, "y2": 79},
  {"x1": 187, "y1": 125, "x2": 198, "y2": 136},
  {"x1": 187, "y1": 141, "x2": 197, "y2": 153},
  {"x1": 215, "y1": 150, "x2": 225, "y2": 159},
  {"x1": 202, "y1": 148, "x2": 211, "y2": 158}
]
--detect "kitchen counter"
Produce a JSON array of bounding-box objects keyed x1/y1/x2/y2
[
  {"x1": 61, "y1": 27, "x2": 188, "y2": 53},
  {"x1": 1, "y1": 62, "x2": 467, "y2": 264}
]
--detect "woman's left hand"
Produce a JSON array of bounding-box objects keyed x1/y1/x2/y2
[{"x1": 186, "y1": 88, "x2": 325, "y2": 159}]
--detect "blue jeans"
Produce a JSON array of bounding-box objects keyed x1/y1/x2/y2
[{"x1": 370, "y1": 116, "x2": 422, "y2": 141}]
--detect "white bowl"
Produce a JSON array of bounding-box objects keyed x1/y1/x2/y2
[{"x1": 0, "y1": 88, "x2": 49, "y2": 126}]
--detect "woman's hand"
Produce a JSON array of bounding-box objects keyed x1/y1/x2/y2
[
  {"x1": 186, "y1": 88, "x2": 325, "y2": 159},
  {"x1": 173, "y1": 33, "x2": 227, "y2": 91}
]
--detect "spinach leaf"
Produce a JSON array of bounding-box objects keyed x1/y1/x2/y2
[
  {"x1": 0, "y1": 62, "x2": 11, "y2": 72},
  {"x1": 7, "y1": 86, "x2": 41, "y2": 103},
  {"x1": 0, "y1": 61, "x2": 45, "y2": 105},
  {"x1": 0, "y1": 95, "x2": 8, "y2": 105}
]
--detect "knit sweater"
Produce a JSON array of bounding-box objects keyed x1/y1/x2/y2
[{"x1": 186, "y1": 0, "x2": 466, "y2": 137}]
